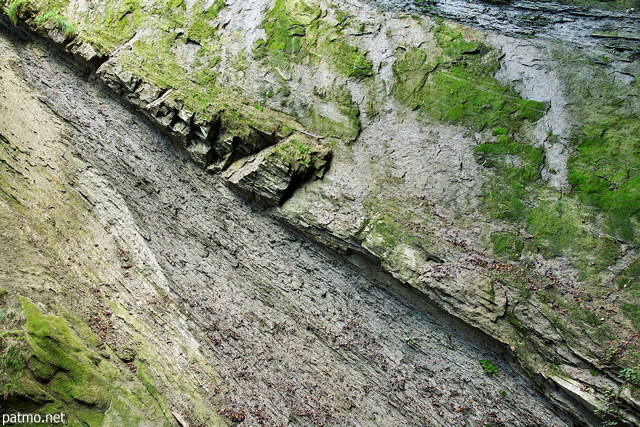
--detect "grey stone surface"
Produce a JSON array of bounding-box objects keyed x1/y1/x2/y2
[
  {"x1": 2, "y1": 0, "x2": 639, "y2": 422},
  {"x1": 0, "y1": 24, "x2": 581, "y2": 425},
  {"x1": 363, "y1": 0, "x2": 640, "y2": 54}
]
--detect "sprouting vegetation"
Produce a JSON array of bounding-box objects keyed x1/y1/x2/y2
[
  {"x1": 1, "y1": 345, "x2": 25, "y2": 397},
  {"x1": 402, "y1": 331, "x2": 414, "y2": 345},
  {"x1": 33, "y1": 6, "x2": 75, "y2": 37},
  {"x1": 2, "y1": 0, "x2": 75, "y2": 37},
  {"x1": 272, "y1": 138, "x2": 311, "y2": 168},
  {"x1": 620, "y1": 367, "x2": 639, "y2": 385},
  {"x1": 268, "y1": 135, "x2": 330, "y2": 176},
  {"x1": 479, "y1": 359, "x2": 499, "y2": 377}
]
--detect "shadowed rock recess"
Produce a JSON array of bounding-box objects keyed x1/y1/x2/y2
[{"x1": 0, "y1": 0, "x2": 638, "y2": 425}]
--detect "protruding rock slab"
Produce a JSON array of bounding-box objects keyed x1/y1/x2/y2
[{"x1": 224, "y1": 132, "x2": 331, "y2": 207}]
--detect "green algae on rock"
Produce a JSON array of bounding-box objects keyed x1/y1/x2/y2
[
  {"x1": 392, "y1": 22, "x2": 547, "y2": 131},
  {"x1": 0, "y1": 297, "x2": 168, "y2": 426}
]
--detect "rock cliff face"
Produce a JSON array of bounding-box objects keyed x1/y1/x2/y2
[{"x1": 0, "y1": 0, "x2": 638, "y2": 425}]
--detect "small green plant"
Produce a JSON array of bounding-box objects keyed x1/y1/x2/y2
[
  {"x1": 593, "y1": 385, "x2": 621, "y2": 423},
  {"x1": 604, "y1": 347, "x2": 618, "y2": 363},
  {"x1": 547, "y1": 363, "x2": 562, "y2": 376},
  {"x1": 590, "y1": 368, "x2": 600, "y2": 376},
  {"x1": 5, "y1": 0, "x2": 30, "y2": 25},
  {"x1": 594, "y1": 402, "x2": 616, "y2": 418},
  {"x1": 603, "y1": 387, "x2": 618, "y2": 400},
  {"x1": 33, "y1": 8, "x2": 77, "y2": 38},
  {"x1": 479, "y1": 359, "x2": 499, "y2": 377},
  {"x1": 620, "y1": 368, "x2": 639, "y2": 385},
  {"x1": 499, "y1": 389, "x2": 507, "y2": 397},
  {"x1": 1, "y1": 345, "x2": 24, "y2": 374},
  {"x1": 402, "y1": 331, "x2": 414, "y2": 345}
]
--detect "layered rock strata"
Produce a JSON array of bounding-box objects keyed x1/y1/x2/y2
[{"x1": 1, "y1": 0, "x2": 639, "y2": 424}]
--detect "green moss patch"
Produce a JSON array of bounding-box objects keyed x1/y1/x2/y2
[
  {"x1": 471, "y1": 45, "x2": 638, "y2": 287},
  {"x1": 257, "y1": 0, "x2": 317, "y2": 63},
  {"x1": 525, "y1": 197, "x2": 622, "y2": 275},
  {"x1": 481, "y1": 180, "x2": 623, "y2": 282},
  {"x1": 78, "y1": 0, "x2": 146, "y2": 52},
  {"x1": 550, "y1": 45, "x2": 640, "y2": 246},
  {"x1": 256, "y1": 0, "x2": 371, "y2": 139},
  {"x1": 15, "y1": 297, "x2": 167, "y2": 425},
  {"x1": 321, "y1": 38, "x2": 373, "y2": 80},
  {"x1": 615, "y1": 258, "x2": 640, "y2": 329},
  {"x1": 308, "y1": 84, "x2": 360, "y2": 140},
  {"x1": 490, "y1": 232, "x2": 524, "y2": 261},
  {"x1": 475, "y1": 131, "x2": 543, "y2": 177},
  {"x1": 187, "y1": 0, "x2": 225, "y2": 43},
  {"x1": 267, "y1": 133, "x2": 331, "y2": 179},
  {"x1": 567, "y1": 119, "x2": 640, "y2": 245},
  {"x1": 360, "y1": 196, "x2": 442, "y2": 276},
  {"x1": 271, "y1": 138, "x2": 312, "y2": 169},
  {"x1": 392, "y1": 22, "x2": 547, "y2": 132},
  {"x1": 22, "y1": 297, "x2": 112, "y2": 408},
  {"x1": 258, "y1": 0, "x2": 372, "y2": 79},
  {"x1": 122, "y1": 35, "x2": 188, "y2": 89}
]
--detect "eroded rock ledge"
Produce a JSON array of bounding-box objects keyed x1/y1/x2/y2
[
  {"x1": 97, "y1": 58, "x2": 332, "y2": 207},
  {"x1": 3, "y1": 0, "x2": 333, "y2": 209}
]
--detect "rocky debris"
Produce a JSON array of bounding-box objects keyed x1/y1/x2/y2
[
  {"x1": 97, "y1": 59, "x2": 141, "y2": 96},
  {"x1": 67, "y1": 38, "x2": 104, "y2": 68},
  {"x1": 224, "y1": 133, "x2": 331, "y2": 207}
]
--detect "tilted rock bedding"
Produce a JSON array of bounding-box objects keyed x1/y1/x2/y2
[{"x1": 0, "y1": 0, "x2": 639, "y2": 424}]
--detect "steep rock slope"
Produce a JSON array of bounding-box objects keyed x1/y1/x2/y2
[
  {"x1": 0, "y1": 23, "x2": 579, "y2": 426},
  {"x1": 1, "y1": 0, "x2": 639, "y2": 424}
]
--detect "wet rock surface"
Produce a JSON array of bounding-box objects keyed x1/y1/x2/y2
[{"x1": 0, "y1": 24, "x2": 579, "y2": 425}]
